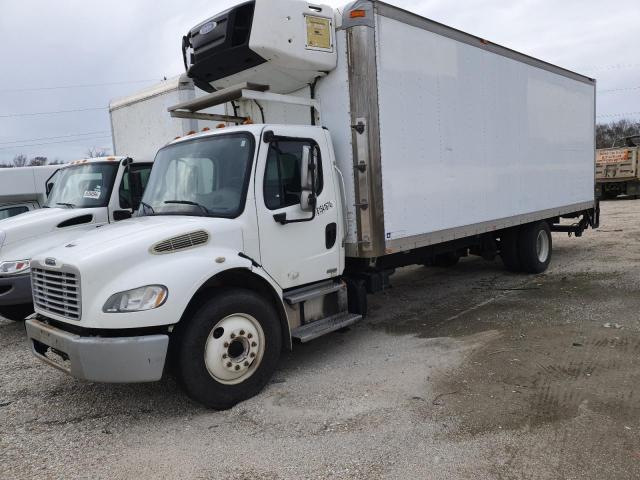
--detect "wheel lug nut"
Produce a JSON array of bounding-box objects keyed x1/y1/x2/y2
[
  {"x1": 224, "y1": 342, "x2": 229, "y2": 348},
  {"x1": 244, "y1": 361, "x2": 249, "y2": 366},
  {"x1": 230, "y1": 333, "x2": 236, "y2": 339},
  {"x1": 226, "y1": 362, "x2": 232, "y2": 367},
  {"x1": 251, "y1": 342, "x2": 257, "y2": 347},
  {"x1": 250, "y1": 352, "x2": 256, "y2": 358},
  {"x1": 235, "y1": 365, "x2": 240, "y2": 371},
  {"x1": 222, "y1": 354, "x2": 228, "y2": 359},
  {"x1": 240, "y1": 330, "x2": 245, "y2": 335},
  {"x1": 247, "y1": 333, "x2": 253, "y2": 339}
]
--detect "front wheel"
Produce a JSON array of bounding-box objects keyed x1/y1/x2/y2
[
  {"x1": 518, "y1": 221, "x2": 552, "y2": 274},
  {"x1": 0, "y1": 303, "x2": 34, "y2": 322},
  {"x1": 175, "y1": 289, "x2": 282, "y2": 409}
]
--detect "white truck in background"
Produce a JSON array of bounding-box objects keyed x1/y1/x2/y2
[
  {"x1": 26, "y1": 0, "x2": 598, "y2": 409},
  {"x1": 0, "y1": 157, "x2": 152, "y2": 321},
  {"x1": 0, "y1": 77, "x2": 204, "y2": 322},
  {"x1": 0, "y1": 165, "x2": 59, "y2": 220}
]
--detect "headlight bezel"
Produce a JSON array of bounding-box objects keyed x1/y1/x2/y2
[
  {"x1": 0, "y1": 259, "x2": 31, "y2": 276},
  {"x1": 103, "y1": 285, "x2": 168, "y2": 313}
]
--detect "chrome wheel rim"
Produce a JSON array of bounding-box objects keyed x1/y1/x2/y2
[
  {"x1": 204, "y1": 313, "x2": 265, "y2": 385},
  {"x1": 536, "y1": 230, "x2": 550, "y2": 262}
]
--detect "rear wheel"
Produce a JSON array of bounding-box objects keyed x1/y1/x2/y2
[
  {"x1": 175, "y1": 289, "x2": 282, "y2": 410},
  {"x1": 0, "y1": 303, "x2": 34, "y2": 322},
  {"x1": 518, "y1": 221, "x2": 552, "y2": 274}
]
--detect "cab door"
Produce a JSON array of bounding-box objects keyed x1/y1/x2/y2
[{"x1": 255, "y1": 127, "x2": 340, "y2": 289}]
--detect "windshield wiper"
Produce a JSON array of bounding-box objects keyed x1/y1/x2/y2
[
  {"x1": 164, "y1": 200, "x2": 210, "y2": 216},
  {"x1": 56, "y1": 202, "x2": 75, "y2": 208},
  {"x1": 140, "y1": 201, "x2": 155, "y2": 214}
]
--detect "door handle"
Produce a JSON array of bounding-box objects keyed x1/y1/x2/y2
[{"x1": 326, "y1": 223, "x2": 337, "y2": 249}]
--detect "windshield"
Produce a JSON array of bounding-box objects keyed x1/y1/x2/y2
[
  {"x1": 140, "y1": 133, "x2": 255, "y2": 218},
  {"x1": 45, "y1": 163, "x2": 119, "y2": 209}
]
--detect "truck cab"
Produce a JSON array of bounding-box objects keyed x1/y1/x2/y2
[
  {"x1": 25, "y1": 125, "x2": 355, "y2": 408},
  {"x1": 0, "y1": 157, "x2": 152, "y2": 321}
]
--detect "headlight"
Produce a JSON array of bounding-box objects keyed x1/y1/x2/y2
[
  {"x1": 0, "y1": 260, "x2": 30, "y2": 276},
  {"x1": 103, "y1": 285, "x2": 168, "y2": 313}
]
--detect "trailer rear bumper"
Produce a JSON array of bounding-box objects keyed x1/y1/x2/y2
[{"x1": 25, "y1": 318, "x2": 169, "y2": 383}]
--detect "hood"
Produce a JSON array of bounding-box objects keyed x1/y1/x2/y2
[
  {"x1": 31, "y1": 215, "x2": 244, "y2": 272},
  {"x1": 0, "y1": 208, "x2": 101, "y2": 249}
]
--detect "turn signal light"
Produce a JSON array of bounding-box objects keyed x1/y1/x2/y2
[
  {"x1": 350, "y1": 9, "x2": 366, "y2": 18},
  {"x1": 216, "y1": 123, "x2": 226, "y2": 129}
]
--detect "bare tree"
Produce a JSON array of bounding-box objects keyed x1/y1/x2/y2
[
  {"x1": 596, "y1": 119, "x2": 640, "y2": 149},
  {"x1": 12, "y1": 154, "x2": 27, "y2": 167},
  {"x1": 86, "y1": 147, "x2": 110, "y2": 158},
  {"x1": 28, "y1": 156, "x2": 48, "y2": 166}
]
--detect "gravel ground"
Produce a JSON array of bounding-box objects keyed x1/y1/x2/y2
[{"x1": 1, "y1": 199, "x2": 640, "y2": 479}]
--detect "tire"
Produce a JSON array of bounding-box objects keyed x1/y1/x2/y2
[
  {"x1": 0, "y1": 303, "x2": 34, "y2": 322},
  {"x1": 500, "y1": 228, "x2": 522, "y2": 272},
  {"x1": 175, "y1": 289, "x2": 282, "y2": 410},
  {"x1": 518, "y1": 221, "x2": 552, "y2": 274}
]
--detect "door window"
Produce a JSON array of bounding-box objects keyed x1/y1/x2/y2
[
  {"x1": 263, "y1": 140, "x2": 323, "y2": 210},
  {"x1": 119, "y1": 164, "x2": 152, "y2": 210}
]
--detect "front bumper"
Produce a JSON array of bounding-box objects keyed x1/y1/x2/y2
[
  {"x1": 0, "y1": 274, "x2": 32, "y2": 305},
  {"x1": 25, "y1": 318, "x2": 169, "y2": 383}
]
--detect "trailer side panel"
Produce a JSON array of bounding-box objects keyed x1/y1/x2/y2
[{"x1": 373, "y1": 11, "x2": 595, "y2": 252}]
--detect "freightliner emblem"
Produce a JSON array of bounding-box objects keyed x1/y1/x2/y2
[
  {"x1": 45, "y1": 258, "x2": 56, "y2": 267},
  {"x1": 199, "y1": 21, "x2": 217, "y2": 35}
]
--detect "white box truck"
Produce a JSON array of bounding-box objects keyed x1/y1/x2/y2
[
  {"x1": 0, "y1": 77, "x2": 200, "y2": 322},
  {"x1": 25, "y1": 0, "x2": 598, "y2": 408},
  {"x1": 0, "y1": 165, "x2": 59, "y2": 219}
]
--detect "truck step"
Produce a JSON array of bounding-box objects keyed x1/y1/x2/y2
[
  {"x1": 283, "y1": 280, "x2": 344, "y2": 305},
  {"x1": 291, "y1": 312, "x2": 362, "y2": 343}
]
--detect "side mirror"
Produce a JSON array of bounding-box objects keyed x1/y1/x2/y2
[
  {"x1": 113, "y1": 210, "x2": 132, "y2": 221},
  {"x1": 300, "y1": 145, "x2": 316, "y2": 212},
  {"x1": 46, "y1": 182, "x2": 55, "y2": 195}
]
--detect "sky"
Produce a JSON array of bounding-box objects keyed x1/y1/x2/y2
[{"x1": 0, "y1": 0, "x2": 639, "y2": 165}]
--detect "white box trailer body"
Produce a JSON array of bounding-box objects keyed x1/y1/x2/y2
[
  {"x1": 0, "y1": 165, "x2": 59, "y2": 219},
  {"x1": 109, "y1": 75, "x2": 225, "y2": 161},
  {"x1": 0, "y1": 165, "x2": 58, "y2": 205},
  {"x1": 182, "y1": 0, "x2": 596, "y2": 258}
]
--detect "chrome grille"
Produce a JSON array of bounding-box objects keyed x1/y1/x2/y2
[
  {"x1": 32, "y1": 267, "x2": 81, "y2": 320},
  {"x1": 151, "y1": 230, "x2": 209, "y2": 254}
]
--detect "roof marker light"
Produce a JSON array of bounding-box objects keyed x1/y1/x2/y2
[
  {"x1": 350, "y1": 9, "x2": 366, "y2": 18},
  {"x1": 202, "y1": 127, "x2": 211, "y2": 132},
  {"x1": 216, "y1": 124, "x2": 226, "y2": 129}
]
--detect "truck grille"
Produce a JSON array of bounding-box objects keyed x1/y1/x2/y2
[{"x1": 31, "y1": 268, "x2": 81, "y2": 320}]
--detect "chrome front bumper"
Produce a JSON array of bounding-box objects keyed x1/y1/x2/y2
[{"x1": 25, "y1": 318, "x2": 169, "y2": 383}]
